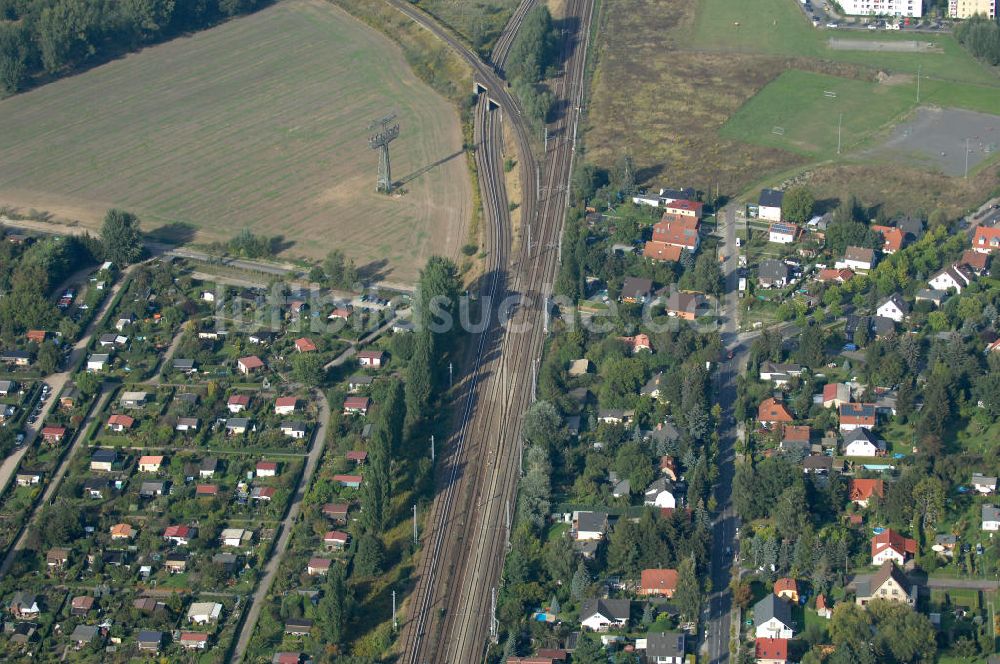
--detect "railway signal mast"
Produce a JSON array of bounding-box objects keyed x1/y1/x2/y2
[{"x1": 368, "y1": 112, "x2": 400, "y2": 193}]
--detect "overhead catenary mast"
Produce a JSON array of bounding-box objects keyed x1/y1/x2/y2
[{"x1": 368, "y1": 112, "x2": 400, "y2": 193}]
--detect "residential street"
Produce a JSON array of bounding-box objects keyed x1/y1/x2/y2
[{"x1": 227, "y1": 389, "x2": 330, "y2": 663}]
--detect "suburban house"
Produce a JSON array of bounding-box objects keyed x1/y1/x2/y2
[
  {"x1": 843, "y1": 428, "x2": 883, "y2": 456},
  {"x1": 839, "y1": 403, "x2": 876, "y2": 431},
  {"x1": 70, "y1": 596, "x2": 95, "y2": 616},
  {"x1": 324, "y1": 530, "x2": 350, "y2": 551},
  {"x1": 137, "y1": 631, "x2": 163, "y2": 653},
  {"x1": 579, "y1": 598, "x2": 630, "y2": 632},
  {"x1": 754, "y1": 594, "x2": 794, "y2": 639},
  {"x1": 822, "y1": 383, "x2": 851, "y2": 408},
  {"x1": 643, "y1": 478, "x2": 677, "y2": 509},
  {"x1": 83, "y1": 477, "x2": 109, "y2": 499},
  {"x1": 323, "y1": 503, "x2": 349, "y2": 523},
  {"x1": 768, "y1": 223, "x2": 798, "y2": 244},
  {"x1": 328, "y1": 306, "x2": 352, "y2": 320},
  {"x1": 70, "y1": 625, "x2": 101, "y2": 648},
  {"x1": 251, "y1": 486, "x2": 276, "y2": 501},
  {"x1": 816, "y1": 595, "x2": 833, "y2": 619},
  {"x1": 173, "y1": 358, "x2": 196, "y2": 373},
  {"x1": 346, "y1": 450, "x2": 368, "y2": 464},
  {"x1": 165, "y1": 552, "x2": 188, "y2": 573},
  {"x1": 196, "y1": 484, "x2": 219, "y2": 497},
  {"x1": 972, "y1": 225, "x2": 1000, "y2": 253},
  {"x1": 179, "y1": 632, "x2": 209, "y2": 650},
  {"x1": 358, "y1": 350, "x2": 386, "y2": 368},
  {"x1": 872, "y1": 529, "x2": 917, "y2": 565},
  {"x1": 120, "y1": 391, "x2": 148, "y2": 408},
  {"x1": 663, "y1": 198, "x2": 703, "y2": 221},
  {"x1": 960, "y1": 249, "x2": 991, "y2": 275},
  {"x1": 849, "y1": 479, "x2": 884, "y2": 507},
  {"x1": 758, "y1": 398, "x2": 793, "y2": 425},
  {"x1": 665, "y1": 290, "x2": 708, "y2": 320},
  {"x1": 294, "y1": 337, "x2": 317, "y2": 353},
  {"x1": 237, "y1": 356, "x2": 264, "y2": 375},
  {"x1": 41, "y1": 426, "x2": 66, "y2": 444},
  {"x1": 106, "y1": 413, "x2": 135, "y2": 432},
  {"x1": 9, "y1": 592, "x2": 41, "y2": 619},
  {"x1": 915, "y1": 289, "x2": 947, "y2": 306},
  {"x1": 639, "y1": 568, "x2": 678, "y2": 597},
  {"x1": 0, "y1": 379, "x2": 15, "y2": 396},
  {"x1": 855, "y1": 561, "x2": 915, "y2": 607},
  {"x1": 620, "y1": 277, "x2": 654, "y2": 304},
  {"x1": 840, "y1": 246, "x2": 875, "y2": 272},
  {"x1": 816, "y1": 268, "x2": 854, "y2": 283},
  {"x1": 226, "y1": 417, "x2": 250, "y2": 435},
  {"x1": 928, "y1": 264, "x2": 973, "y2": 293},
  {"x1": 872, "y1": 224, "x2": 904, "y2": 254},
  {"x1": 220, "y1": 528, "x2": 252, "y2": 547},
  {"x1": 982, "y1": 505, "x2": 1000, "y2": 531},
  {"x1": 140, "y1": 480, "x2": 167, "y2": 497},
  {"x1": 0, "y1": 350, "x2": 32, "y2": 366},
  {"x1": 284, "y1": 619, "x2": 313, "y2": 636},
  {"x1": 876, "y1": 294, "x2": 909, "y2": 322},
  {"x1": 110, "y1": 523, "x2": 136, "y2": 540},
  {"x1": 643, "y1": 241, "x2": 682, "y2": 263},
  {"x1": 348, "y1": 374, "x2": 374, "y2": 391},
  {"x1": 274, "y1": 396, "x2": 297, "y2": 415},
  {"x1": 645, "y1": 631, "x2": 686, "y2": 664},
  {"x1": 163, "y1": 525, "x2": 195, "y2": 546},
  {"x1": 307, "y1": 557, "x2": 332, "y2": 576},
  {"x1": 137, "y1": 455, "x2": 163, "y2": 473},
  {"x1": 248, "y1": 330, "x2": 274, "y2": 344},
  {"x1": 755, "y1": 638, "x2": 790, "y2": 664},
  {"x1": 619, "y1": 334, "x2": 652, "y2": 354},
  {"x1": 758, "y1": 188, "x2": 784, "y2": 222},
  {"x1": 343, "y1": 396, "x2": 371, "y2": 415},
  {"x1": 15, "y1": 470, "x2": 42, "y2": 487},
  {"x1": 47, "y1": 547, "x2": 70, "y2": 568},
  {"x1": 774, "y1": 578, "x2": 799, "y2": 602},
  {"x1": 87, "y1": 353, "x2": 110, "y2": 371},
  {"x1": 758, "y1": 259, "x2": 789, "y2": 288},
  {"x1": 228, "y1": 394, "x2": 251, "y2": 413},
  {"x1": 280, "y1": 421, "x2": 307, "y2": 439},
  {"x1": 334, "y1": 474, "x2": 363, "y2": 489},
  {"x1": 759, "y1": 362, "x2": 802, "y2": 385},
  {"x1": 90, "y1": 449, "x2": 118, "y2": 471},
  {"x1": 256, "y1": 461, "x2": 279, "y2": 477},
  {"x1": 187, "y1": 602, "x2": 223, "y2": 625},
  {"x1": 574, "y1": 511, "x2": 609, "y2": 541},
  {"x1": 176, "y1": 417, "x2": 199, "y2": 432},
  {"x1": 651, "y1": 216, "x2": 700, "y2": 252},
  {"x1": 781, "y1": 425, "x2": 810, "y2": 455},
  {"x1": 973, "y1": 474, "x2": 998, "y2": 495}
]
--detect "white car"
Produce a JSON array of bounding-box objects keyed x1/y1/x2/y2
[{"x1": 826, "y1": 22, "x2": 839, "y2": 28}]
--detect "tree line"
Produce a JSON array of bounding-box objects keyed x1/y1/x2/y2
[
  {"x1": 955, "y1": 15, "x2": 1000, "y2": 66},
  {"x1": 0, "y1": 0, "x2": 270, "y2": 94},
  {"x1": 505, "y1": 5, "x2": 559, "y2": 130}
]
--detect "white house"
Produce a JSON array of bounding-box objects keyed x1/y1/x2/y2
[
  {"x1": 643, "y1": 478, "x2": 677, "y2": 509},
  {"x1": 187, "y1": 602, "x2": 222, "y2": 625},
  {"x1": 758, "y1": 189, "x2": 784, "y2": 222},
  {"x1": 220, "y1": 528, "x2": 249, "y2": 547},
  {"x1": 574, "y1": 511, "x2": 608, "y2": 541},
  {"x1": 871, "y1": 529, "x2": 916, "y2": 566},
  {"x1": 973, "y1": 474, "x2": 998, "y2": 495},
  {"x1": 274, "y1": 397, "x2": 297, "y2": 415},
  {"x1": 754, "y1": 595, "x2": 794, "y2": 640},
  {"x1": 928, "y1": 265, "x2": 973, "y2": 294},
  {"x1": 768, "y1": 223, "x2": 797, "y2": 244},
  {"x1": 87, "y1": 354, "x2": 109, "y2": 372},
  {"x1": 579, "y1": 598, "x2": 630, "y2": 632},
  {"x1": 876, "y1": 294, "x2": 909, "y2": 323},
  {"x1": 983, "y1": 505, "x2": 1000, "y2": 531},
  {"x1": 843, "y1": 428, "x2": 882, "y2": 457},
  {"x1": 840, "y1": 246, "x2": 875, "y2": 272}
]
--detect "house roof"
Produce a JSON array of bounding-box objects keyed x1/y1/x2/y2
[
  {"x1": 139, "y1": 455, "x2": 163, "y2": 466},
  {"x1": 774, "y1": 578, "x2": 797, "y2": 595},
  {"x1": 844, "y1": 246, "x2": 875, "y2": 264},
  {"x1": 580, "y1": 598, "x2": 630, "y2": 622},
  {"x1": 983, "y1": 505, "x2": 1000, "y2": 522},
  {"x1": 850, "y1": 478, "x2": 884, "y2": 502},
  {"x1": 865, "y1": 561, "x2": 911, "y2": 597},
  {"x1": 753, "y1": 594, "x2": 792, "y2": 627},
  {"x1": 41, "y1": 425, "x2": 66, "y2": 437},
  {"x1": 755, "y1": 638, "x2": 789, "y2": 660},
  {"x1": 782, "y1": 425, "x2": 810, "y2": 443},
  {"x1": 257, "y1": 461, "x2": 278, "y2": 471},
  {"x1": 758, "y1": 398, "x2": 793, "y2": 423},
  {"x1": 666, "y1": 290, "x2": 707, "y2": 316},
  {"x1": 346, "y1": 450, "x2": 368, "y2": 462},
  {"x1": 324, "y1": 530, "x2": 350, "y2": 543},
  {"x1": 872, "y1": 225, "x2": 904, "y2": 253},
  {"x1": 817, "y1": 268, "x2": 854, "y2": 282},
  {"x1": 228, "y1": 394, "x2": 251, "y2": 406},
  {"x1": 227, "y1": 417, "x2": 250, "y2": 428},
  {"x1": 107, "y1": 414, "x2": 135, "y2": 428},
  {"x1": 294, "y1": 337, "x2": 317, "y2": 352},
  {"x1": 349, "y1": 374, "x2": 374, "y2": 385},
  {"x1": 973, "y1": 225, "x2": 1000, "y2": 250},
  {"x1": 652, "y1": 218, "x2": 699, "y2": 249},
  {"x1": 642, "y1": 240, "x2": 682, "y2": 262},
  {"x1": 664, "y1": 199, "x2": 703, "y2": 213},
  {"x1": 931, "y1": 264, "x2": 973, "y2": 289},
  {"x1": 358, "y1": 350, "x2": 385, "y2": 360},
  {"x1": 823, "y1": 383, "x2": 849, "y2": 402},
  {"x1": 620, "y1": 277, "x2": 653, "y2": 299},
  {"x1": 164, "y1": 525, "x2": 192, "y2": 538},
  {"x1": 137, "y1": 630, "x2": 162, "y2": 644},
  {"x1": 961, "y1": 249, "x2": 991, "y2": 271},
  {"x1": 758, "y1": 259, "x2": 789, "y2": 281},
  {"x1": 323, "y1": 503, "x2": 349, "y2": 516},
  {"x1": 334, "y1": 474, "x2": 363, "y2": 484},
  {"x1": 973, "y1": 473, "x2": 998, "y2": 487},
  {"x1": 872, "y1": 529, "x2": 917, "y2": 556},
  {"x1": 576, "y1": 511, "x2": 608, "y2": 533},
  {"x1": 880, "y1": 293, "x2": 910, "y2": 314},
  {"x1": 238, "y1": 355, "x2": 264, "y2": 369},
  {"x1": 759, "y1": 188, "x2": 784, "y2": 208},
  {"x1": 275, "y1": 397, "x2": 297, "y2": 409},
  {"x1": 768, "y1": 222, "x2": 797, "y2": 237},
  {"x1": 91, "y1": 449, "x2": 117, "y2": 463},
  {"x1": 308, "y1": 557, "x2": 332, "y2": 570},
  {"x1": 840, "y1": 403, "x2": 876, "y2": 423},
  {"x1": 646, "y1": 631, "x2": 685, "y2": 658},
  {"x1": 344, "y1": 396, "x2": 370, "y2": 409},
  {"x1": 71, "y1": 595, "x2": 95, "y2": 610},
  {"x1": 640, "y1": 568, "x2": 678, "y2": 593}
]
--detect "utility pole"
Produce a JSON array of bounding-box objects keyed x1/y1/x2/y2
[
  {"x1": 430, "y1": 435, "x2": 435, "y2": 462},
  {"x1": 392, "y1": 590, "x2": 397, "y2": 631},
  {"x1": 966, "y1": 138, "x2": 971, "y2": 178},
  {"x1": 527, "y1": 223, "x2": 532, "y2": 255},
  {"x1": 544, "y1": 126, "x2": 548, "y2": 151},
  {"x1": 916, "y1": 64, "x2": 921, "y2": 103},
  {"x1": 837, "y1": 113, "x2": 843, "y2": 155},
  {"x1": 412, "y1": 504, "x2": 418, "y2": 545},
  {"x1": 532, "y1": 357, "x2": 538, "y2": 402},
  {"x1": 448, "y1": 362, "x2": 453, "y2": 389}
]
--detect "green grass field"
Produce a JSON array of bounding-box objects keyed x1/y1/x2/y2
[
  {"x1": 0, "y1": 0, "x2": 472, "y2": 282},
  {"x1": 689, "y1": 0, "x2": 1000, "y2": 86},
  {"x1": 721, "y1": 69, "x2": 1000, "y2": 158}
]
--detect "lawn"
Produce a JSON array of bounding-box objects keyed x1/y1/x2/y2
[
  {"x1": 723, "y1": 70, "x2": 1000, "y2": 159},
  {"x1": 0, "y1": 0, "x2": 472, "y2": 282},
  {"x1": 688, "y1": 0, "x2": 1000, "y2": 86}
]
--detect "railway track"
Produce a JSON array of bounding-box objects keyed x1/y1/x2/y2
[
  {"x1": 389, "y1": 0, "x2": 594, "y2": 661},
  {"x1": 490, "y1": 0, "x2": 536, "y2": 72}
]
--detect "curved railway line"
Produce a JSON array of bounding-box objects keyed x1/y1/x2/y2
[{"x1": 390, "y1": 0, "x2": 595, "y2": 662}]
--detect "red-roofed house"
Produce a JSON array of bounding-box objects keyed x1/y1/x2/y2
[
  {"x1": 323, "y1": 530, "x2": 350, "y2": 551},
  {"x1": 237, "y1": 356, "x2": 264, "y2": 374},
  {"x1": 179, "y1": 632, "x2": 208, "y2": 649},
  {"x1": 816, "y1": 267, "x2": 854, "y2": 283},
  {"x1": 196, "y1": 484, "x2": 219, "y2": 497},
  {"x1": 274, "y1": 396, "x2": 297, "y2": 415},
  {"x1": 138, "y1": 455, "x2": 164, "y2": 472},
  {"x1": 328, "y1": 306, "x2": 352, "y2": 320},
  {"x1": 307, "y1": 557, "x2": 331, "y2": 575},
  {"x1": 26, "y1": 330, "x2": 46, "y2": 344},
  {"x1": 294, "y1": 338, "x2": 317, "y2": 353},
  {"x1": 849, "y1": 479, "x2": 884, "y2": 507},
  {"x1": 41, "y1": 426, "x2": 66, "y2": 444},
  {"x1": 822, "y1": 383, "x2": 850, "y2": 409},
  {"x1": 334, "y1": 474, "x2": 363, "y2": 489},
  {"x1": 107, "y1": 414, "x2": 135, "y2": 432},
  {"x1": 774, "y1": 578, "x2": 799, "y2": 602},
  {"x1": 960, "y1": 249, "x2": 991, "y2": 275},
  {"x1": 639, "y1": 568, "x2": 678, "y2": 597},
  {"x1": 755, "y1": 638, "x2": 789, "y2": 664},
  {"x1": 619, "y1": 334, "x2": 652, "y2": 354},
  {"x1": 652, "y1": 217, "x2": 700, "y2": 251},
  {"x1": 642, "y1": 241, "x2": 682, "y2": 263},
  {"x1": 662, "y1": 199, "x2": 703, "y2": 221},
  {"x1": 973, "y1": 225, "x2": 1000, "y2": 253},
  {"x1": 816, "y1": 594, "x2": 832, "y2": 619},
  {"x1": 273, "y1": 654, "x2": 304, "y2": 664},
  {"x1": 256, "y1": 461, "x2": 278, "y2": 477},
  {"x1": 228, "y1": 394, "x2": 250, "y2": 413},
  {"x1": 163, "y1": 525, "x2": 194, "y2": 545},
  {"x1": 346, "y1": 450, "x2": 368, "y2": 464},
  {"x1": 872, "y1": 225, "x2": 904, "y2": 254},
  {"x1": 343, "y1": 396, "x2": 370, "y2": 415},
  {"x1": 358, "y1": 350, "x2": 385, "y2": 368},
  {"x1": 872, "y1": 528, "x2": 917, "y2": 565},
  {"x1": 758, "y1": 398, "x2": 793, "y2": 425},
  {"x1": 839, "y1": 403, "x2": 876, "y2": 431}
]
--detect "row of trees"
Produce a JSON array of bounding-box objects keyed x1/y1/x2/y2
[
  {"x1": 505, "y1": 5, "x2": 558, "y2": 129},
  {"x1": 955, "y1": 15, "x2": 1000, "y2": 66},
  {"x1": 0, "y1": 0, "x2": 268, "y2": 94}
]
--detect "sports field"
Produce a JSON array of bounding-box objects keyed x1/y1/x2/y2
[
  {"x1": 721, "y1": 69, "x2": 1000, "y2": 159},
  {"x1": 0, "y1": 0, "x2": 472, "y2": 282}
]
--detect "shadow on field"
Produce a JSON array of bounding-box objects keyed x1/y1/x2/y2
[
  {"x1": 636, "y1": 163, "x2": 667, "y2": 184},
  {"x1": 394, "y1": 149, "x2": 467, "y2": 188},
  {"x1": 146, "y1": 221, "x2": 197, "y2": 246},
  {"x1": 268, "y1": 235, "x2": 295, "y2": 254},
  {"x1": 358, "y1": 259, "x2": 391, "y2": 283}
]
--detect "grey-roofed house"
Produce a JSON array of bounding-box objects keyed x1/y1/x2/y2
[
  {"x1": 758, "y1": 260, "x2": 789, "y2": 288},
  {"x1": 173, "y1": 358, "x2": 196, "y2": 373},
  {"x1": 83, "y1": 477, "x2": 110, "y2": 499},
  {"x1": 758, "y1": 188, "x2": 785, "y2": 222},
  {"x1": 0, "y1": 379, "x2": 16, "y2": 395},
  {"x1": 226, "y1": 417, "x2": 250, "y2": 435},
  {"x1": 137, "y1": 630, "x2": 163, "y2": 652},
  {"x1": 565, "y1": 415, "x2": 581, "y2": 437},
  {"x1": 843, "y1": 246, "x2": 875, "y2": 271},
  {"x1": 855, "y1": 561, "x2": 915, "y2": 607},
  {"x1": 139, "y1": 480, "x2": 167, "y2": 497},
  {"x1": 70, "y1": 624, "x2": 100, "y2": 646},
  {"x1": 574, "y1": 511, "x2": 609, "y2": 541},
  {"x1": 983, "y1": 505, "x2": 1000, "y2": 531},
  {"x1": 915, "y1": 289, "x2": 947, "y2": 307},
  {"x1": 876, "y1": 293, "x2": 909, "y2": 322},
  {"x1": 120, "y1": 391, "x2": 148, "y2": 408},
  {"x1": 579, "y1": 598, "x2": 630, "y2": 632},
  {"x1": 620, "y1": 277, "x2": 654, "y2": 303},
  {"x1": 646, "y1": 631, "x2": 686, "y2": 664},
  {"x1": 872, "y1": 316, "x2": 897, "y2": 338},
  {"x1": 754, "y1": 594, "x2": 794, "y2": 639},
  {"x1": 973, "y1": 474, "x2": 998, "y2": 495}
]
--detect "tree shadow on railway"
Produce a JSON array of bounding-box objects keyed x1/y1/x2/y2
[{"x1": 394, "y1": 149, "x2": 468, "y2": 188}]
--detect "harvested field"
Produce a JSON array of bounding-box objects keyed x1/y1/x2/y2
[{"x1": 0, "y1": 0, "x2": 472, "y2": 282}]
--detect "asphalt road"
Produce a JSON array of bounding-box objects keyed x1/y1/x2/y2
[{"x1": 228, "y1": 388, "x2": 331, "y2": 663}]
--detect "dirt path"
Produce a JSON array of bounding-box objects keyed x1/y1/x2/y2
[{"x1": 149, "y1": 326, "x2": 187, "y2": 385}]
